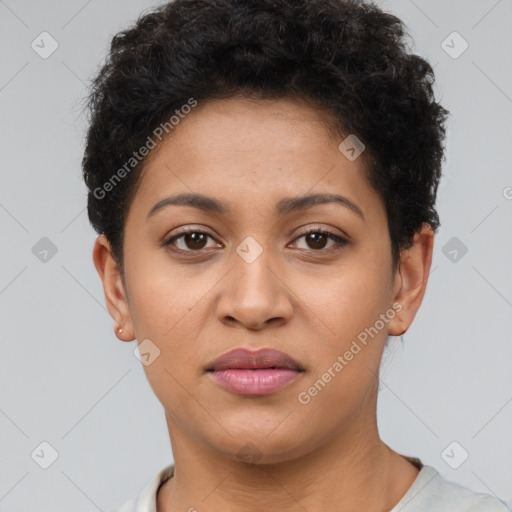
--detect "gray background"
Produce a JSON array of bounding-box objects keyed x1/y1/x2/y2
[{"x1": 1, "y1": 0, "x2": 511, "y2": 510}]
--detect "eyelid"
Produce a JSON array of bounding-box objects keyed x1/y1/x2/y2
[{"x1": 292, "y1": 224, "x2": 350, "y2": 241}]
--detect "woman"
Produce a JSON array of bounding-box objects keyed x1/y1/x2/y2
[{"x1": 83, "y1": 0, "x2": 510, "y2": 510}]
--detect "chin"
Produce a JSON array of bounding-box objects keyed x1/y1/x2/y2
[{"x1": 208, "y1": 423, "x2": 314, "y2": 466}]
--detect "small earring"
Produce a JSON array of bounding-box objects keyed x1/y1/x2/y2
[{"x1": 118, "y1": 327, "x2": 123, "y2": 334}]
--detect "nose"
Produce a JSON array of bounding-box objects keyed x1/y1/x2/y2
[{"x1": 215, "y1": 245, "x2": 294, "y2": 331}]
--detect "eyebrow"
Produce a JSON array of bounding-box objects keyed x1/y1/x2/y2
[{"x1": 146, "y1": 192, "x2": 365, "y2": 221}]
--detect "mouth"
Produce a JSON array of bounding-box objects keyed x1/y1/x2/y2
[
  {"x1": 206, "y1": 347, "x2": 305, "y2": 372},
  {"x1": 206, "y1": 348, "x2": 305, "y2": 396}
]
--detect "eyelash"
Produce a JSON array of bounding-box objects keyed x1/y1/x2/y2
[{"x1": 163, "y1": 227, "x2": 348, "y2": 255}]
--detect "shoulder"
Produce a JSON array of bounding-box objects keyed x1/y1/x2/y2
[
  {"x1": 109, "y1": 464, "x2": 175, "y2": 512},
  {"x1": 391, "y1": 464, "x2": 510, "y2": 512}
]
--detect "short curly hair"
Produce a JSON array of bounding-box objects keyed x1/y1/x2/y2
[{"x1": 82, "y1": 0, "x2": 449, "y2": 275}]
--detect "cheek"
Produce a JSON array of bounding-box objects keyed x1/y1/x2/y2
[
  {"x1": 293, "y1": 256, "x2": 391, "y2": 341},
  {"x1": 294, "y1": 272, "x2": 388, "y2": 415},
  {"x1": 124, "y1": 254, "x2": 218, "y2": 384},
  {"x1": 125, "y1": 255, "x2": 212, "y2": 338},
  {"x1": 292, "y1": 267, "x2": 392, "y2": 406}
]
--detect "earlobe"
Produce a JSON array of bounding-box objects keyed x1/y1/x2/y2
[
  {"x1": 387, "y1": 223, "x2": 434, "y2": 337},
  {"x1": 92, "y1": 235, "x2": 135, "y2": 341}
]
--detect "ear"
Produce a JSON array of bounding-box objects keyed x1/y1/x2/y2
[
  {"x1": 387, "y1": 223, "x2": 434, "y2": 336},
  {"x1": 92, "y1": 234, "x2": 135, "y2": 342}
]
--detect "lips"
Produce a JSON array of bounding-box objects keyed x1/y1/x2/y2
[
  {"x1": 206, "y1": 348, "x2": 305, "y2": 396},
  {"x1": 206, "y1": 348, "x2": 304, "y2": 372}
]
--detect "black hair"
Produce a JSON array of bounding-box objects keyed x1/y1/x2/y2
[{"x1": 82, "y1": 0, "x2": 449, "y2": 275}]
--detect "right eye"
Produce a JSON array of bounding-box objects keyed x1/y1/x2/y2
[{"x1": 164, "y1": 229, "x2": 223, "y2": 253}]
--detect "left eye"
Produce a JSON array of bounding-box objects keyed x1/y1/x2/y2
[{"x1": 292, "y1": 230, "x2": 347, "y2": 251}]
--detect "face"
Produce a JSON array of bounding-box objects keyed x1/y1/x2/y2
[{"x1": 94, "y1": 96, "x2": 432, "y2": 464}]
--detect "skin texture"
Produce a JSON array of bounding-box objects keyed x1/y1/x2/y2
[{"x1": 93, "y1": 96, "x2": 434, "y2": 511}]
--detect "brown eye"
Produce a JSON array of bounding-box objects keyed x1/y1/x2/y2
[
  {"x1": 165, "y1": 230, "x2": 220, "y2": 252},
  {"x1": 182, "y1": 232, "x2": 208, "y2": 250},
  {"x1": 305, "y1": 232, "x2": 328, "y2": 250},
  {"x1": 293, "y1": 229, "x2": 348, "y2": 252}
]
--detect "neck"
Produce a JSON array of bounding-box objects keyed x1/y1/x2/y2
[{"x1": 157, "y1": 412, "x2": 419, "y2": 512}]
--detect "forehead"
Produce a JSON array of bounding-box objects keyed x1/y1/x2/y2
[
  {"x1": 151, "y1": 95, "x2": 343, "y2": 161},
  {"x1": 128, "y1": 96, "x2": 384, "y2": 223}
]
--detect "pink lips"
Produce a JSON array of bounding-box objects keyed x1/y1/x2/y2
[{"x1": 206, "y1": 348, "x2": 304, "y2": 396}]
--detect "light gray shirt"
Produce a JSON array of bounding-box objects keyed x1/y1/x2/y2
[{"x1": 111, "y1": 462, "x2": 510, "y2": 512}]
